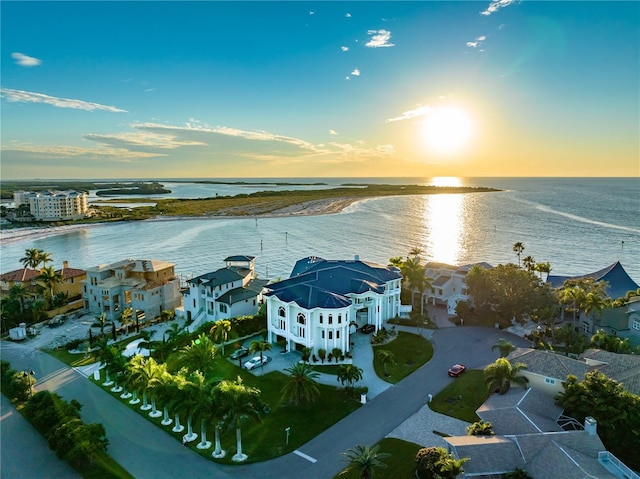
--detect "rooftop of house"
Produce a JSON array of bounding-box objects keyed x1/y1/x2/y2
[
  {"x1": 86, "y1": 259, "x2": 175, "y2": 274},
  {"x1": 266, "y1": 257, "x2": 402, "y2": 310},
  {"x1": 547, "y1": 261, "x2": 639, "y2": 300},
  {"x1": 0, "y1": 268, "x2": 41, "y2": 283},
  {"x1": 217, "y1": 278, "x2": 269, "y2": 305},
  {"x1": 188, "y1": 266, "x2": 251, "y2": 288},
  {"x1": 579, "y1": 349, "x2": 640, "y2": 397}
]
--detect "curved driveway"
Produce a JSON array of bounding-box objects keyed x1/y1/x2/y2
[{"x1": 0, "y1": 327, "x2": 530, "y2": 479}]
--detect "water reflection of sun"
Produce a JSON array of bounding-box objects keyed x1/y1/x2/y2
[{"x1": 422, "y1": 193, "x2": 464, "y2": 265}]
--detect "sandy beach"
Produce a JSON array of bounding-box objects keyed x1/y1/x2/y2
[{"x1": 0, "y1": 196, "x2": 360, "y2": 245}]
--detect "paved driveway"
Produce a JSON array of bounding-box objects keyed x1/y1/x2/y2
[{"x1": 0, "y1": 326, "x2": 530, "y2": 479}]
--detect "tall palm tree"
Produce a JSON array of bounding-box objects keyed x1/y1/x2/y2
[
  {"x1": 376, "y1": 350, "x2": 396, "y2": 377},
  {"x1": 403, "y1": 256, "x2": 428, "y2": 313},
  {"x1": 8, "y1": 284, "x2": 29, "y2": 314},
  {"x1": 119, "y1": 307, "x2": 134, "y2": 334},
  {"x1": 339, "y1": 444, "x2": 390, "y2": 479},
  {"x1": 128, "y1": 355, "x2": 162, "y2": 412},
  {"x1": 337, "y1": 364, "x2": 364, "y2": 392},
  {"x1": 522, "y1": 256, "x2": 535, "y2": 273},
  {"x1": 512, "y1": 242, "x2": 525, "y2": 267},
  {"x1": 210, "y1": 319, "x2": 232, "y2": 355},
  {"x1": 559, "y1": 286, "x2": 584, "y2": 323},
  {"x1": 217, "y1": 376, "x2": 263, "y2": 462},
  {"x1": 38, "y1": 251, "x2": 53, "y2": 268},
  {"x1": 491, "y1": 338, "x2": 516, "y2": 358},
  {"x1": 583, "y1": 292, "x2": 606, "y2": 319},
  {"x1": 554, "y1": 323, "x2": 582, "y2": 356},
  {"x1": 96, "y1": 338, "x2": 117, "y2": 386},
  {"x1": 249, "y1": 338, "x2": 272, "y2": 365},
  {"x1": 151, "y1": 367, "x2": 178, "y2": 427},
  {"x1": 174, "y1": 369, "x2": 207, "y2": 443},
  {"x1": 93, "y1": 312, "x2": 112, "y2": 338},
  {"x1": 484, "y1": 357, "x2": 528, "y2": 395},
  {"x1": 535, "y1": 261, "x2": 551, "y2": 281},
  {"x1": 36, "y1": 266, "x2": 63, "y2": 300},
  {"x1": 179, "y1": 333, "x2": 217, "y2": 374},
  {"x1": 209, "y1": 385, "x2": 227, "y2": 458},
  {"x1": 280, "y1": 362, "x2": 321, "y2": 406},
  {"x1": 20, "y1": 248, "x2": 41, "y2": 269}
]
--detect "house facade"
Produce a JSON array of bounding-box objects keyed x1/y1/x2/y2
[
  {"x1": 264, "y1": 256, "x2": 402, "y2": 354},
  {"x1": 83, "y1": 259, "x2": 181, "y2": 322},
  {"x1": 1, "y1": 261, "x2": 86, "y2": 300},
  {"x1": 182, "y1": 256, "x2": 267, "y2": 331},
  {"x1": 424, "y1": 261, "x2": 492, "y2": 315},
  {"x1": 578, "y1": 298, "x2": 640, "y2": 348},
  {"x1": 14, "y1": 190, "x2": 89, "y2": 221}
]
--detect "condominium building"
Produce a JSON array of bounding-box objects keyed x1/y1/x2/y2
[
  {"x1": 14, "y1": 190, "x2": 89, "y2": 221},
  {"x1": 83, "y1": 259, "x2": 181, "y2": 322}
]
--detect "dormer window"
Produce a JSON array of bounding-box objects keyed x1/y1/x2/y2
[
  {"x1": 297, "y1": 313, "x2": 306, "y2": 325},
  {"x1": 278, "y1": 307, "x2": 286, "y2": 317}
]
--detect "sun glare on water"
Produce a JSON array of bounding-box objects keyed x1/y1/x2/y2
[{"x1": 422, "y1": 106, "x2": 474, "y2": 156}]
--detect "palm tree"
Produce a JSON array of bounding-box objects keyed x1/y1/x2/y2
[
  {"x1": 150, "y1": 367, "x2": 178, "y2": 427},
  {"x1": 512, "y1": 242, "x2": 525, "y2": 267},
  {"x1": 535, "y1": 261, "x2": 551, "y2": 281},
  {"x1": 248, "y1": 338, "x2": 272, "y2": 365},
  {"x1": 466, "y1": 420, "x2": 495, "y2": 436},
  {"x1": 164, "y1": 321, "x2": 183, "y2": 344},
  {"x1": 403, "y1": 256, "x2": 428, "y2": 313},
  {"x1": 583, "y1": 292, "x2": 606, "y2": 319},
  {"x1": 119, "y1": 307, "x2": 134, "y2": 334},
  {"x1": 179, "y1": 333, "x2": 217, "y2": 374},
  {"x1": 20, "y1": 248, "x2": 42, "y2": 269},
  {"x1": 217, "y1": 376, "x2": 263, "y2": 462},
  {"x1": 484, "y1": 357, "x2": 528, "y2": 395},
  {"x1": 491, "y1": 338, "x2": 516, "y2": 358},
  {"x1": 209, "y1": 385, "x2": 227, "y2": 458},
  {"x1": 8, "y1": 284, "x2": 29, "y2": 314},
  {"x1": 210, "y1": 319, "x2": 232, "y2": 355},
  {"x1": 128, "y1": 355, "x2": 162, "y2": 412},
  {"x1": 339, "y1": 444, "x2": 390, "y2": 479},
  {"x1": 559, "y1": 286, "x2": 583, "y2": 323},
  {"x1": 337, "y1": 364, "x2": 364, "y2": 391},
  {"x1": 522, "y1": 255, "x2": 535, "y2": 272},
  {"x1": 280, "y1": 362, "x2": 321, "y2": 406},
  {"x1": 376, "y1": 350, "x2": 396, "y2": 377},
  {"x1": 96, "y1": 338, "x2": 117, "y2": 386},
  {"x1": 36, "y1": 266, "x2": 63, "y2": 300},
  {"x1": 92, "y1": 312, "x2": 112, "y2": 338},
  {"x1": 38, "y1": 251, "x2": 53, "y2": 268},
  {"x1": 174, "y1": 369, "x2": 207, "y2": 443},
  {"x1": 554, "y1": 323, "x2": 582, "y2": 356}
]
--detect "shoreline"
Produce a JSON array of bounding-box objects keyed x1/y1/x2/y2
[{"x1": 0, "y1": 196, "x2": 361, "y2": 245}]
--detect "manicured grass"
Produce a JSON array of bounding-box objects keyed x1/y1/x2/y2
[
  {"x1": 92, "y1": 354, "x2": 361, "y2": 464},
  {"x1": 45, "y1": 348, "x2": 99, "y2": 368},
  {"x1": 429, "y1": 370, "x2": 488, "y2": 423},
  {"x1": 372, "y1": 332, "x2": 433, "y2": 384},
  {"x1": 333, "y1": 437, "x2": 423, "y2": 479},
  {"x1": 75, "y1": 454, "x2": 135, "y2": 479},
  {"x1": 310, "y1": 364, "x2": 342, "y2": 375}
]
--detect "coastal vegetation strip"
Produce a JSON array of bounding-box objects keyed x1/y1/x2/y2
[{"x1": 95, "y1": 184, "x2": 500, "y2": 219}]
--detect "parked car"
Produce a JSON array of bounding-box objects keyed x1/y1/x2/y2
[
  {"x1": 230, "y1": 346, "x2": 249, "y2": 360},
  {"x1": 448, "y1": 364, "x2": 467, "y2": 377},
  {"x1": 244, "y1": 355, "x2": 271, "y2": 370},
  {"x1": 359, "y1": 324, "x2": 376, "y2": 334}
]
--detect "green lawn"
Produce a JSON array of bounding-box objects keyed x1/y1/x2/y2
[
  {"x1": 333, "y1": 438, "x2": 423, "y2": 479},
  {"x1": 372, "y1": 332, "x2": 433, "y2": 384},
  {"x1": 429, "y1": 370, "x2": 488, "y2": 423}
]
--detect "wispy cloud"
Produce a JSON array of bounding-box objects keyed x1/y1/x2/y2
[
  {"x1": 11, "y1": 52, "x2": 42, "y2": 67},
  {"x1": 386, "y1": 105, "x2": 434, "y2": 122},
  {"x1": 341, "y1": 46, "x2": 349, "y2": 52},
  {"x1": 329, "y1": 129, "x2": 338, "y2": 135},
  {"x1": 365, "y1": 29, "x2": 394, "y2": 48},
  {"x1": 481, "y1": 0, "x2": 517, "y2": 16},
  {"x1": 345, "y1": 13, "x2": 352, "y2": 18},
  {"x1": 84, "y1": 130, "x2": 206, "y2": 150},
  {"x1": 351, "y1": 68, "x2": 360, "y2": 76},
  {"x1": 466, "y1": 35, "x2": 487, "y2": 48},
  {"x1": 1, "y1": 143, "x2": 158, "y2": 160},
  {"x1": 0, "y1": 88, "x2": 127, "y2": 112}
]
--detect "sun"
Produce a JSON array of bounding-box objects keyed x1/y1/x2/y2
[{"x1": 422, "y1": 105, "x2": 474, "y2": 156}]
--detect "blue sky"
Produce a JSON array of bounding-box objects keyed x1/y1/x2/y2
[{"x1": 1, "y1": 1, "x2": 638, "y2": 179}]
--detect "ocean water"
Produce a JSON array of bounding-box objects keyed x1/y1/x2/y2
[{"x1": 1, "y1": 177, "x2": 638, "y2": 286}]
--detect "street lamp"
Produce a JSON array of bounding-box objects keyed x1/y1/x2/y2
[{"x1": 285, "y1": 426, "x2": 290, "y2": 446}]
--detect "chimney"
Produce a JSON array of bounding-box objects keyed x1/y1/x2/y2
[
  {"x1": 63, "y1": 261, "x2": 69, "y2": 269},
  {"x1": 584, "y1": 416, "x2": 597, "y2": 435},
  {"x1": 354, "y1": 254, "x2": 360, "y2": 261}
]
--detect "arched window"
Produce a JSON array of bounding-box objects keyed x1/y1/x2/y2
[
  {"x1": 278, "y1": 307, "x2": 286, "y2": 317},
  {"x1": 297, "y1": 313, "x2": 306, "y2": 325}
]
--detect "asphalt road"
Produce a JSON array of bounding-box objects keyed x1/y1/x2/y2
[{"x1": 0, "y1": 327, "x2": 530, "y2": 479}]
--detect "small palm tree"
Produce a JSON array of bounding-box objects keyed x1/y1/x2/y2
[
  {"x1": 337, "y1": 364, "x2": 364, "y2": 391},
  {"x1": 210, "y1": 319, "x2": 232, "y2": 355},
  {"x1": 491, "y1": 338, "x2": 516, "y2": 358},
  {"x1": 248, "y1": 338, "x2": 272, "y2": 365},
  {"x1": 36, "y1": 266, "x2": 63, "y2": 301},
  {"x1": 522, "y1": 255, "x2": 535, "y2": 272},
  {"x1": 281, "y1": 362, "x2": 320, "y2": 406},
  {"x1": 376, "y1": 350, "x2": 396, "y2": 377},
  {"x1": 484, "y1": 357, "x2": 528, "y2": 395},
  {"x1": 173, "y1": 369, "x2": 207, "y2": 442},
  {"x1": 179, "y1": 333, "x2": 217, "y2": 373},
  {"x1": 119, "y1": 308, "x2": 135, "y2": 334},
  {"x1": 339, "y1": 444, "x2": 390, "y2": 479}
]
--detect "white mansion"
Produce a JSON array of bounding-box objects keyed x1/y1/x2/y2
[
  {"x1": 14, "y1": 190, "x2": 89, "y2": 221},
  {"x1": 182, "y1": 256, "x2": 268, "y2": 332},
  {"x1": 264, "y1": 256, "x2": 402, "y2": 355}
]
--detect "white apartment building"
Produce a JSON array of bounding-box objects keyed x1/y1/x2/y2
[
  {"x1": 264, "y1": 256, "x2": 402, "y2": 355},
  {"x1": 83, "y1": 259, "x2": 181, "y2": 323},
  {"x1": 14, "y1": 190, "x2": 88, "y2": 221}
]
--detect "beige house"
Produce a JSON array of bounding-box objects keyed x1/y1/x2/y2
[
  {"x1": 1, "y1": 261, "x2": 86, "y2": 300},
  {"x1": 83, "y1": 259, "x2": 181, "y2": 322}
]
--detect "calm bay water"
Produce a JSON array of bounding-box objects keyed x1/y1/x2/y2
[{"x1": 2, "y1": 177, "x2": 639, "y2": 285}]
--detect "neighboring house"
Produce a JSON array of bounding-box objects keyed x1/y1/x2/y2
[
  {"x1": 547, "y1": 261, "x2": 639, "y2": 300},
  {"x1": 0, "y1": 261, "x2": 86, "y2": 300},
  {"x1": 579, "y1": 297, "x2": 640, "y2": 348},
  {"x1": 424, "y1": 261, "x2": 492, "y2": 315},
  {"x1": 264, "y1": 256, "x2": 402, "y2": 354},
  {"x1": 83, "y1": 259, "x2": 181, "y2": 322},
  {"x1": 13, "y1": 190, "x2": 89, "y2": 221},
  {"x1": 182, "y1": 255, "x2": 268, "y2": 331},
  {"x1": 444, "y1": 387, "x2": 637, "y2": 479},
  {"x1": 507, "y1": 348, "x2": 640, "y2": 397}
]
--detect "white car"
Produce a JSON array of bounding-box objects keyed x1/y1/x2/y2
[{"x1": 243, "y1": 355, "x2": 271, "y2": 370}]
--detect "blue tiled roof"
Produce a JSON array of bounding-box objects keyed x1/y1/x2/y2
[
  {"x1": 266, "y1": 257, "x2": 401, "y2": 310},
  {"x1": 547, "y1": 261, "x2": 639, "y2": 299},
  {"x1": 188, "y1": 267, "x2": 244, "y2": 287}
]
